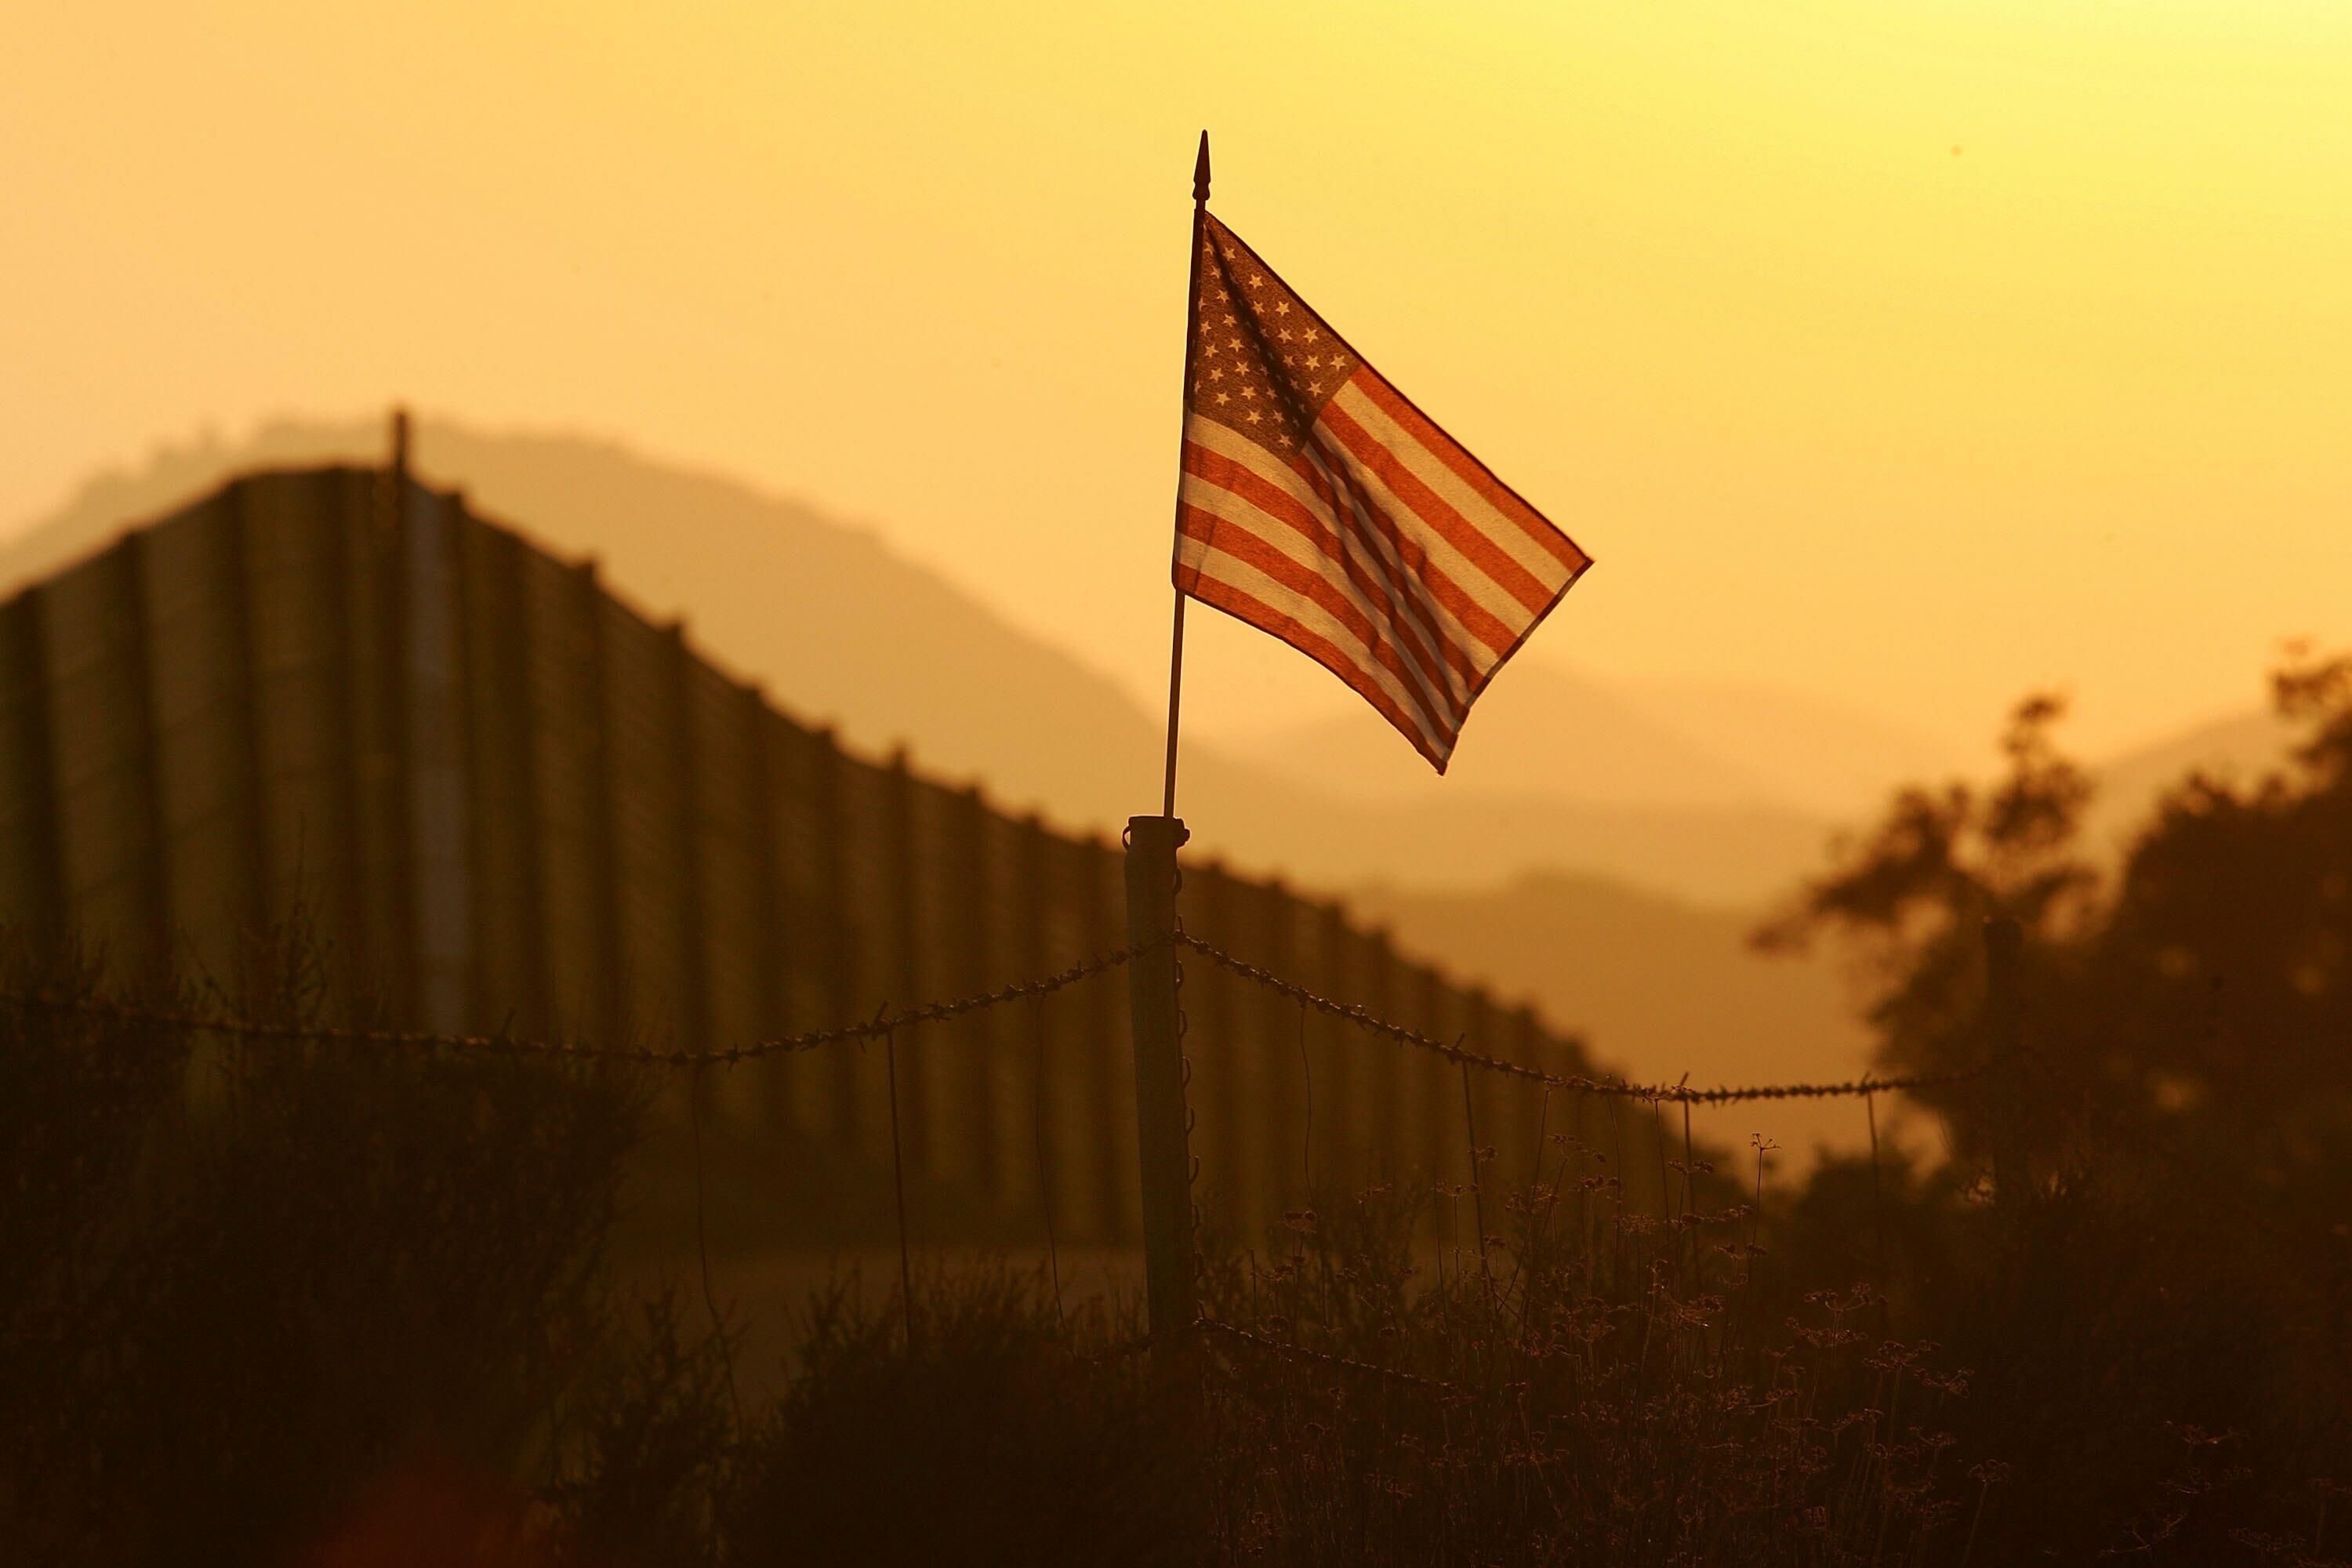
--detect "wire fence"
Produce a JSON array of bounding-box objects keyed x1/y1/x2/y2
[
  {"x1": 3, "y1": 929, "x2": 2005, "y2": 1105},
  {"x1": 72, "y1": 906, "x2": 2005, "y2": 1377},
  {"x1": 5, "y1": 912, "x2": 2247, "y2": 1389},
  {"x1": 2, "y1": 941, "x2": 1149, "y2": 1066},
  {"x1": 1172, "y1": 932, "x2": 2010, "y2": 1105}
]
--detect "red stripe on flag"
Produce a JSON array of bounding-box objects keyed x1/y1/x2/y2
[{"x1": 1351, "y1": 371, "x2": 1589, "y2": 574}]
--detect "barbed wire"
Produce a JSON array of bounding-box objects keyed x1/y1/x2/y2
[
  {"x1": 1195, "y1": 1314, "x2": 1460, "y2": 1392},
  {"x1": 0, "y1": 939, "x2": 1154, "y2": 1068},
  {"x1": 1174, "y1": 933, "x2": 2009, "y2": 1105},
  {"x1": 6, "y1": 922, "x2": 2017, "y2": 1104}
]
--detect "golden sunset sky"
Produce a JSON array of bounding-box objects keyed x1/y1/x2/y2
[{"x1": 5, "y1": 1, "x2": 2347, "y2": 757}]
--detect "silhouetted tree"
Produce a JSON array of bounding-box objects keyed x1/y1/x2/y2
[
  {"x1": 1760, "y1": 651, "x2": 2352, "y2": 1559},
  {"x1": 1761, "y1": 652, "x2": 2352, "y2": 1206}
]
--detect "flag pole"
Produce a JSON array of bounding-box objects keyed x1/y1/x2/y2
[
  {"x1": 1160, "y1": 130, "x2": 1211, "y2": 818},
  {"x1": 1127, "y1": 131, "x2": 1211, "y2": 1401}
]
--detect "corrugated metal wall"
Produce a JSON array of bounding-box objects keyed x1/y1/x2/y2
[{"x1": 0, "y1": 465, "x2": 1610, "y2": 1242}]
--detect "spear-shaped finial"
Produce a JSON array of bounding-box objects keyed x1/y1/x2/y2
[{"x1": 1193, "y1": 130, "x2": 1211, "y2": 205}]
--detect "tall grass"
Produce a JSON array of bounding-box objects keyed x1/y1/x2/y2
[
  {"x1": 3, "y1": 930, "x2": 2346, "y2": 1565},
  {"x1": 1188, "y1": 1143, "x2": 1969, "y2": 1566},
  {"x1": 546, "y1": 1134, "x2": 2349, "y2": 1566},
  {"x1": 0, "y1": 927, "x2": 641, "y2": 1565}
]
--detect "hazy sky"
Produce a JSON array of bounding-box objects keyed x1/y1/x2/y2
[{"x1": 5, "y1": 1, "x2": 2348, "y2": 757}]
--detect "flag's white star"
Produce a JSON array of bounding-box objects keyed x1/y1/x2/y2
[
  {"x1": 1215, "y1": 391, "x2": 1232, "y2": 405},
  {"x1": 1274, "y1": 300, "x2": 1290, "y2": 317},
  {"x1": 1246, "y1": 408, "x2": 1261, "y2": 424}
]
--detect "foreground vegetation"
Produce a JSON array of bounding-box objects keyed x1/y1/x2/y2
[
  {"x1": 3, "y1": 970, "x2": 2341, "y2": 1564},
  {"x1": 5, "y1": 655, "x2": 2350, "y2": 1564}
]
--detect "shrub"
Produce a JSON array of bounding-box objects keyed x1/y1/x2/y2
[
  {"x1": 722, "y1": 1265, "x2": 1189, "y2": 1568},
  {"x1": 0, "y1": 926, "x2": 644, "y2": 1566}
]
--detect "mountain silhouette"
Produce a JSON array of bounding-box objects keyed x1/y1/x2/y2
[
  {"x1": 2, "y1": 414, "x2": 1848, "y2": 906},
  {"x1": 1252, "y1": 659, "x2": 1789, "y2": 812},
  {"x1": 5, "y1": 413, "x2": 2287, "y2": 1120},
  {"x1": 1607, "y1": 673, "x2": 1968, "y2": 819},
  {"x1": 2084, "y1": 706, "x2": 2305, "y2": 853},
  {"x1": 1253, "y1": 659, "x2": 1962, "y2": 821},
  {"x1": 10, "y1": 414, "x2": 2256, "y2": 907}
]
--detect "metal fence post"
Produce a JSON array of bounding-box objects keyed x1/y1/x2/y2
[{"x1": 1123, "y1": 815, "x2": 1198, "y2": 1378}]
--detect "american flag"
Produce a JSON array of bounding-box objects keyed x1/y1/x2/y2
[{"x1": 1172, "y1": 213, "x2": 1592, "y2": 771}]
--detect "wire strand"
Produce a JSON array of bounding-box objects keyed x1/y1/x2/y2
[
  {"x1": 0, "y1": 940, "x2": 1154, "y2": 1067},
  {"x1": 12, "y1": 929, "x2": 2013, "y2": 1105},
  {"x1": 1174, "y1": 933, "x2": 2009, "y2": 1105}
]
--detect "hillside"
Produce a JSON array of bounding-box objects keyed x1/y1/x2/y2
[
  {"x1": 5, "y1": 415, "x2": 2303, "y2": 1152},
  {"x1": 1, "y1": 416, "x2": 1842, "y2": 906},
  {"x1": 1254, "y1": 660, "x2": 1788, "y2": 813},
  {"x1": 2085, "y1": 706, "x2": 2305, "y2": 853},
  {"x1": 1608, "y1": 673, "x2": 1967, "y2": 820},
  {"x1": 1256, "y1": 659, "x2": 1960, "y2": 822}
]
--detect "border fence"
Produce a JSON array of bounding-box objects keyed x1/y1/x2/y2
[
  {"x1": 0, "y1": 440, "x2": 1620, "y2": 1246},
  {"x1": 0, "y1": 436, "x2": 2029, "y2": 1325}
]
